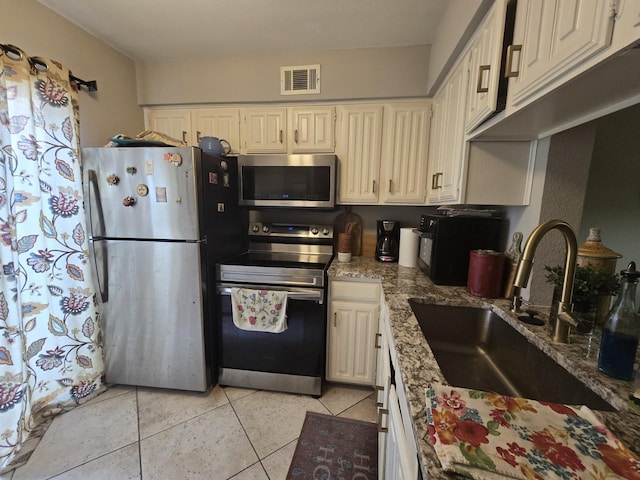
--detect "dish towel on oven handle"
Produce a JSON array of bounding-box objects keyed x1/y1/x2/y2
[
  {"x1": 425, "y1": 383, "x2": 640, "y2": 480},
  {"x1": 231, "y1": 287, "x2": 288, "y2": 333}
]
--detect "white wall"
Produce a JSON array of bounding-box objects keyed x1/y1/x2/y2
[
  {"x1": 503, "y1": 122, "x2": 598, "y2": 305},
  {"x1": 579, "y1": 104, "x2": 640, "y2": 276},
  {"x1": 426, "y1": 0, "x2": 491, "y2": 94},
  {"x1": 503, "y1": 137, "x2": 549, "y2": 301},
  {"x1": 136, "y1": 46, "x2": 431, "y2": 106},
  {"x1": 3, "y1": 0, "x2": 144, "y2": 146}
]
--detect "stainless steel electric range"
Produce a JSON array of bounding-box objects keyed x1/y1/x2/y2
[{"x1": 215, "y1": 222, "x2": 334, "y2": 396}]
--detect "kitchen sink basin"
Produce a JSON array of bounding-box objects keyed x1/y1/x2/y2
[{"x1": 408, "y1": 300, "x2": 615, "y2": 411}]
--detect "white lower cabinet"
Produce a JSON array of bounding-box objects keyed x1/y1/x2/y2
[
  {"x1": 326, "y1": 279, "x2": 380, "y2": 385},
  {"x1": 377, "y1": 295, "x2": 419, "y2": 480},
  {"x1": 375, "y1": 309, "x2": 391, "y2": 480},
  {"x1": 385, "y1": 386, "x2": 417, "y2": 480}
]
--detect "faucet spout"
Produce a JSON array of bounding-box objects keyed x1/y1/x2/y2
[{"x1": 512, "y1": 219, "x2": 580, "y2": 343}]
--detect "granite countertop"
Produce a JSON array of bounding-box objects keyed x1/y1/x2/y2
[{"x1": 328, "y1": 256, "x2": 640, "y2": 480}]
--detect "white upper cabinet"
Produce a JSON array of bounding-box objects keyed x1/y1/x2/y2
[
  {"x1": 146, "y1": 108, "x2": 191, "y2": 144},
  {"x1": 192, "y1": 108, "x2": 241, "y2": 153},
  {"x1": 289, "y1": 106, "x2": 336, "y2": 153},
  {"x1": 427, "y1": 60, "x2": 469, "y2": 204},
  {"x1": 241, "y1": 106, "x2": 335, "y2": 154},
  {"x1": 507, "y1": 0, "x2": 616, "y2": 108},
  {"x1": 335, "y1": 104, "x2": 384, "y2": 204},
  {"x1": 465, "y1": 0, "x2": 510, "y2": 132},
  {"x1": 379, "y1": 102, "x2": 431, "y2": 204},
  {"x1": 241, "y1": 108, "x2": 287, "y2": 153}
]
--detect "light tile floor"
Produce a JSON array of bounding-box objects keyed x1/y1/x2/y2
[{"x1": 8, "y1": 382, "x2": 377, "y2": 480}]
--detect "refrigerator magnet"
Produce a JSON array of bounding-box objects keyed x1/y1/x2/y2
[
  {"x1": 136, "y1": 184, "x2": 149, "y2": 196},
  {"x1": 155, "y1": 187, "x2": 167, "y2": 203},
  {"x1": 162, "y1": 153, "x2": 182, "y2": 166},
  {"x1": 222, "y1": 173, "x2": 230, "y2": 187},
  {"x1": 209, "y1": 172, "x2": 218, "y2": 185}
]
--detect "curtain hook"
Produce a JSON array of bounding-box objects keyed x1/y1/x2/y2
[
  {"x1": 30, "y1": 56, "x2": 50, "y2": 74},
  {"x1": 1, "y1": 44, "x2": 25, "y2": 61}
]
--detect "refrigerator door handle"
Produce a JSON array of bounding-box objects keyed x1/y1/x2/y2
[
  {"x1": 89, "y1": 239, "x2": 108, "y2": 303},
  {"x1": 86, "y1": 169, "x2": 108, "y2": 302},
  {"x1": 87, "y1": 169, "x2": 106, "y2": 239}
]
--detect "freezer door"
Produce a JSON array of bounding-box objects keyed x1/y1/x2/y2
[
  {"x1": 95, "y1": 239, "x2": 208, "y2": 391},
  {"x1": 83, "y1": 147, "x2": 202, "y2": 240}
]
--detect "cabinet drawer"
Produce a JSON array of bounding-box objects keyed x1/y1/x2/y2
[{"x1": 330, "y1": 280, "x2": 381, "y2": 302}]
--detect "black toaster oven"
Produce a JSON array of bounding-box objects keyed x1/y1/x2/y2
[{"x1": 417, "y1": 214, "x2": 503, "y2": 285}]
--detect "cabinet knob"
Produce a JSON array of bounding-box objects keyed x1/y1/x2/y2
[
  {"x1": 375, "y1": 332, "x2": 382, "y2": 349},
  {"x1": 279, "y1": 130, "x2": 283, "y2": 144},
  {"x1": 505, "y1": 45, "x2": 522, "y2": 78},
  {"x1": 196, "y1": 131, "x2": 202, "y2": 143},
  {"x1": 476, "y1": 65, "x2": 490, "y2": 93},
  {"x1": 182, "y1": 131, "x2": 187, "y2": 143},
  {"x1": 334, "y1": 312, "x2": 337, "y2": 327},
  {"x1": 431, "y1": 172, "x2": 443, "y2": 190},
  {"x1": 377, "y1": 408, "x2": 389, "y2": 433},
  {"x1": 294, "y1": 129, "x2": 299, "y2": 144}
]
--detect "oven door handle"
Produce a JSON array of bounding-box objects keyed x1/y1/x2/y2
[{"x1": 216, "y1": 285, "x2": 325, "y2": 304}]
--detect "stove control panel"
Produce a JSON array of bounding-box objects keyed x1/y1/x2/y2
[{"x1": 249, "y1": 223, "x2": 333, "y2": 239}]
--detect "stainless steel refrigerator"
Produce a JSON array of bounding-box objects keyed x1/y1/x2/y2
[{"x1": 82, "y1": 147, "x2": 247, "y2": 391}]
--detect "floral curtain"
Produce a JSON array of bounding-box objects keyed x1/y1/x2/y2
[{"x1": 0, "y1": 45, "x2": 104, "y2": 473}]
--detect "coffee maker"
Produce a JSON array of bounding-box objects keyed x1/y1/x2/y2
[{"x1": 375, "y1": 220, "x2": 400, "y2": 262}]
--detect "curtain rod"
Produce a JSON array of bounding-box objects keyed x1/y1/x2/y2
[
  {"x1": 1, "y1": 43, "x2": 98, "y2": 92},
  {"x1": 70, "y1": 75, "x2": 98, "y2": 92}
]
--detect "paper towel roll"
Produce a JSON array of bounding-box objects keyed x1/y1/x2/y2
[{"x1": 398, "y1": 227, "x2": 419, "y2": 267}]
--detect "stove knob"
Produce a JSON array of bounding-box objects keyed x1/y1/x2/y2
[
  {"x1": 311, "y1": 227, "x2": 319, "y2": 235},
  {"x1": 251, "y1": 224, "x2": 260, "y2": 233},
  {"x1": 322, "y1": 228, "x2": 330, "y2": 236},
  {"x1": 262, "y1": 225, "x2": 270, "y2": 233}
]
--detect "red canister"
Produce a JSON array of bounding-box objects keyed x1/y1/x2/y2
[{"x1": 467, "y1": 250, "x2": 506, "y2": 298}]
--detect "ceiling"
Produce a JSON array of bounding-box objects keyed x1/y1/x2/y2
[{"x1": 38, "y1": 0, "x2": 449, "y2": 62}]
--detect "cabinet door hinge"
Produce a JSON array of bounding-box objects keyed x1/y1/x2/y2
[{"x1": 610, "y1": 0, "x2": 619, "y2": 20}]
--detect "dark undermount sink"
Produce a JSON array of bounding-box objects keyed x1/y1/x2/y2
[{"x1": 408, "y1": 299, "x2": 615, "y2": 411}]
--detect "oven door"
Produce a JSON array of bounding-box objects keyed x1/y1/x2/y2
[{"x1": 215, "y1": 283, "x2": 326, "y2": 395}]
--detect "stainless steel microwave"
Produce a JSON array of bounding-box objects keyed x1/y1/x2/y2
[
  {"x1": 417, "y1": 214, "x2": 503, "y2": 286},
  {"x1": 238, "y1": 154, "x2": 336, "y2": 209}
]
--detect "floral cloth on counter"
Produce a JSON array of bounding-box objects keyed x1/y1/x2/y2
[
  {"x1": 231, "y1": 288, "x2": 287, "y2": 333},
  {"x1": 425, "y1": 384, "x2": 640, "y2": 480}
]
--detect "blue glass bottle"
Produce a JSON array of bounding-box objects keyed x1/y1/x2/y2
[{"x1": 598, "y1": 262, "x2": 640, "y2": 381}]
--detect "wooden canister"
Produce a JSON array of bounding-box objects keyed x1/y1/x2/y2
[{"x1": 338, "y1": 233, "x2": 353, "y2": 253}]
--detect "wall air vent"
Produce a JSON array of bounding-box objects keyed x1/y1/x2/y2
[{"x1": 280, "y1": 64, "x2": 320, "y2": 95}]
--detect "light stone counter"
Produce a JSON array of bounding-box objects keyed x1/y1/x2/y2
[{"x1": 328, "y1": 256, "x2": 640, "y2": 480}]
